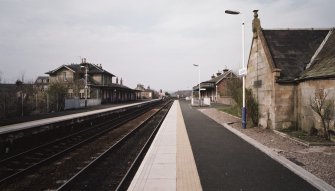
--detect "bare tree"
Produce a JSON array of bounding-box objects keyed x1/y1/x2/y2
[
  {"x1": 47, "y1": 81, "x2": 67, "y2": 112},
  {"x1": 310, "y1": 89, "x2": 334, "y2": 140},
  {"x1": 18, "y1": 71, "x2": 25, "y2": 84}
]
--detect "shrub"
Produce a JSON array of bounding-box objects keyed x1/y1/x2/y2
[
  {"x1": 310, "y1": 89, "x2": 334, "y2": 140},
  {"x1": 225, "y1": 78, "x2": 259, "y2": 127},
  {"x1": 246, "y1": 89, "x2": 259, "y2": 127}
]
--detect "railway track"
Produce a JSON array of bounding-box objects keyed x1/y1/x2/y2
[
  {"x1": 57, "y1": 100, "x2": 173, "y2": 191},
  {"x1": 0, "y1": 100, "x2": 160, "y2": 188},
  {"x1": 0, "y1": 101, "x2": 159, "y2": 161},
  {"x1": 0, "y1": 99, "x2": 172, "y2": 190}
]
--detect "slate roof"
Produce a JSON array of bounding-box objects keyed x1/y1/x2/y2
[
  {"x1": 299, "y1": 30, "x2": 335, "y2": 80},
  {"x1": 35, "y1": 76, "x2": 49, "y2": 84},
  {"x1": 203, "y1": 70, "x2": 236, "y2": 84},
  {"x1": 262, "y1": 29, "x2": 329, "y2": 82},
  {"x1": 193, "y1": 70, "x2": 237, "y2": 90},
  {"x1": 46, "y1": 63, "x2": 115, "y2": 77},
  {"x1": 93, "y1": 83, "x2": 134, "y2": 90}
]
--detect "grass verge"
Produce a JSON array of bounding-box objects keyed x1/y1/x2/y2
[
  {"x1": 279, "y1": 128, "x2": 333, "y2": 143},
  {"x1": 218, "y1": 105, "x2": 241, "y2": 118}
]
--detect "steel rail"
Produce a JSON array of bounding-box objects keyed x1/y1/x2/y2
[
  {"x1": 115, "y1": 101, "x2": 172, "y2": 190},
  {"x1": 0, "y1": 100, "x2": 160, "y2": 185},
  {"x1": 56, "y1": 100, "x2": 172, "y2": 191}
]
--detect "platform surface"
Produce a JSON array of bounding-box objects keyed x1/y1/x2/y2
[
  {"x1": 0, "y1": 100, "x2": 155, "y2": 135},
  {"x1": 128, "y1": 101, "x2": 202, "y2": 191},
  {"x1": 129, "y1": 100, "x2": 321, "y2": 191},
  {"x1": 179, "y1": 100, "x2": 318, "y2": 191}
]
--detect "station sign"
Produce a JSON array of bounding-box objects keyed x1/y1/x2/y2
[{"x1": 239, "y1": 67, "x2": 247, "y2": 76}]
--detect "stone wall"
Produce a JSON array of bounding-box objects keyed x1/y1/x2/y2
[
  {"x1": 246, "y1": 35, "x2": 275, "y2": 129},
  {"x1": 273, "y1": 83, "x2": 296, "y2": 129},
  {"x1": 92, "y1": 74, "x2": 102, "y2": 84},
  {"x1": 49, "y1": 68, "x2": 74, "y2": 83},
  {"x1": 217, "y1": 96, "x2": 236, "y2": 105},
  {"x1": 217, "y1": 80, "x2": 227, "y2": 95},
  {"x1": 297, "y1": 79, "x2": 335, "y2": 132}
]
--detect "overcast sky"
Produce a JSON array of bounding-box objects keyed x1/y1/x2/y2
[{"x1": 0, "y1": 0, "x2": 334, "y2": 91}]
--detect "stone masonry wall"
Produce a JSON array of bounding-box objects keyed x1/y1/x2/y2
[
  {"x1": 273, "y1": 83, "x2": 296, "y2": 129},
  {"x1": 246, "y1": 36, "x2": 275, "y2": 129},
  {"x1": 298, "y1": 80, "x2": 335, "y2": 132}
]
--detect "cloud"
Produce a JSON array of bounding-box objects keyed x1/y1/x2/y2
[{"x1": 0, "y1": 0, "x2": 334, "y2": 90}]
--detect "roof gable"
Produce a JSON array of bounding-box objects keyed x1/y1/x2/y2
[
  {"x1": 79, "y1": 63, "x2": 115, "y2": 77},
  {"x1": 262, "y1": 29, "x2": 329, "y2": 82},
  {"x1": 203, "y1": 70, "x2": 237, "y2": 84},
  {"x1": 299, "y1": 30, "x2": 335, "y2": 80},
  {"x1": 46, "y1": 65, "x2": 76, "y2": 75},
  {"x1": 46, "y1": 63, "x2": 116, "y2": 77}
]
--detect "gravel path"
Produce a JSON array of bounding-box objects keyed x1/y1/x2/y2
[{"x1": 199, "y1": 108, "x2": 335, "y2": 188}]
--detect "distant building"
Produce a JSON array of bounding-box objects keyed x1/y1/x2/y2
[
  {"x1": 193, "y1": 69, "x2": 238, "y2": 105},
  {"x1": 246, "y1": 10, "x2": 335, "y2": 132},
  {"x1": 45, "y1": 58, "x2": 136, "y2": 108},
  {"x1": 172, "y1": 90, "x2": 192, "y2": 99},
  {"x1": 158, "y1": 89, "x2": 166, "y2": 99},
  {"x1": 34, "y1": 76, "x2": 49, "y2": 91},
  {"x1": 135, "y1": 84, "x2": 154, "y2": 99}
]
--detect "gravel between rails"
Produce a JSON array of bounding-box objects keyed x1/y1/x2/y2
[
  {"x1": 199, "y1": 108, "x2": 335, "y2": 188},
  {"x1": 0, "y1": 109, "x2": 157, "y2": 191}
]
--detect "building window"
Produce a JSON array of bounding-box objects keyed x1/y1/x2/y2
[
  {"x1": 63, "y1": 72, "x2": 67, "y2": 81},
  {"x1": 80, "y1": 89, "x2": 85, "y2": 99},
  {"x1": 68, "y1": 89, "x2": 74, "y2": 98}
]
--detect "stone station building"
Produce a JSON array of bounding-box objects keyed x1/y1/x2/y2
[
  {"x1": 246, "y1": 10, "x2": 335, "y2": 132},
  {"x1": 193, "y1": 69, "x2": 237, "y2": 105},
  {"x1": 46, "y1": 59, "x2": 137, "y2": 109}
]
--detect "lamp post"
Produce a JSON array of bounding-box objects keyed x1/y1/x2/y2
[
  {"x1": 216, "y1": 85, "x2": 218, "y2": 103},
  {"x1": 193, "y1": 64, "x2": 201, "y2": 106},
  {"x1": 225, "y1": 9, "x2": 246, "y2": 128},
  {"x1": 80, "y1": 65, "x2": 88, "y2": 107}
]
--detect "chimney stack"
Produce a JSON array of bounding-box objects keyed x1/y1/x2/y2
[
  {"x1": 252, "y1": 10, "x2": 261, "y2": 39},
  {"x1": 216, "y1": 70, "x2": 222, "y2": 76},
  {"x1": 81, "y1": 58, "x2": 87, "y2": 63}
]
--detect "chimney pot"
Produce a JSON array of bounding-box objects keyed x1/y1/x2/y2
[{"x1": 252, "y1": 10, "x2": 261, "y2": 39}]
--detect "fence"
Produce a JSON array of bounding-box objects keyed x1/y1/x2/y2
[
  {"x1": 191, "y1": 98, "x2": 211, "y2": 106},
  {"x1": 65, "y1": 98, "x2": 101, "y2": 110}
]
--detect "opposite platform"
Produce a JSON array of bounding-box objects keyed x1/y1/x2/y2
[
  {"x1": 128, "y1": 101, "x2": 202, "y2": 191},
  {"x1": 0, "y1": 100, "x2": 156, "y2": 135}
]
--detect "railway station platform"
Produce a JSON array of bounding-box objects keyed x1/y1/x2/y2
[
  {"x1": 128, "y1": 100, "x2": 202, "y2": 191},
  {"x1": 0, "y1": 100, "x2": 157, "y2": 135},
  {"x1": 128, "y1": 100, "x2": 333, "y2": 191}
]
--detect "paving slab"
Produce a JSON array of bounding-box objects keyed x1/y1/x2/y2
[
  {"x1": 128, "y1": 101, "x2": 202, "y2": 191},
  {"x1": 179, "y1": 100, "x2": 319, "y2": 191}
]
